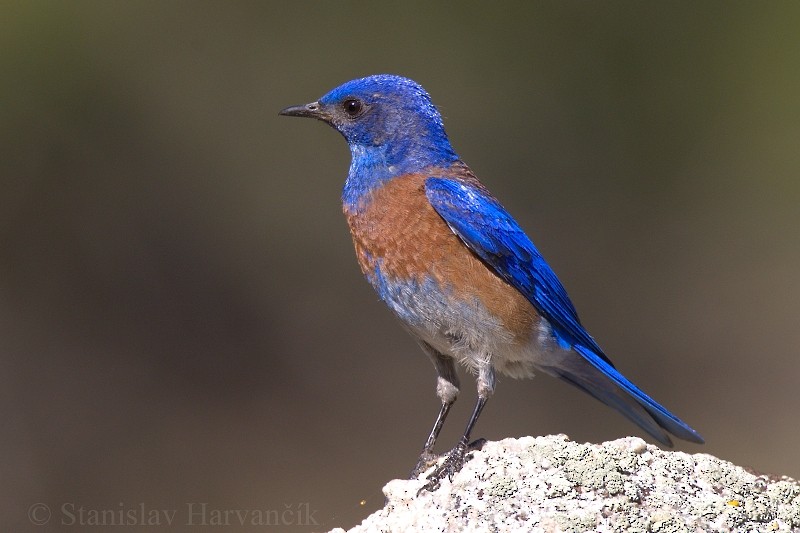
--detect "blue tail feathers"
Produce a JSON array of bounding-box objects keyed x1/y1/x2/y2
[{"x1": 571, "y1": 344, "x2": 705, "y2": 446}]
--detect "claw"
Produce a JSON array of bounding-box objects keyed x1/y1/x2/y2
[
  {"x1": 418, "y1": 440, "x2": 469, "y2": 493},
  {"x1": 409, "y1": 449, "x2": 440, "y2": 479}
]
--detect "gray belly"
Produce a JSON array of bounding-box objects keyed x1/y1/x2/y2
[{"x1": 371, "y1": 269, "x2": 551, "y2": 379}]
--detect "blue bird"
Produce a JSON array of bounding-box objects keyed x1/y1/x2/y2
[{"x1": 280, "y1": 74, "x2": 703, "y2": 490}]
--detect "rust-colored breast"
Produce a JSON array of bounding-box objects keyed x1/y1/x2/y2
[{"x1": 344, "y1": 169, "x2": 539, "y2": 342}]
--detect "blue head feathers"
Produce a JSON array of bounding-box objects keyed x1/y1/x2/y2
[{"x1": 280, "y1": 74, "x2": 460, "y2": 206}]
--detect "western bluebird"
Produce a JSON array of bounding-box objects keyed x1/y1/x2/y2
[{"x1": 280, "y1": 74, "x2": 703, "y2": 490}]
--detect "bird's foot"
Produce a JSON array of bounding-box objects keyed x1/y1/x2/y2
[
  {"x1": 417, "y1": 438, "x2": 486, "y2": 493},
  {"x1": 410, "y1": 449, "x2": 440, "y2": 479}
]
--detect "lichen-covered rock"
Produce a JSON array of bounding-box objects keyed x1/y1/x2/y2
[{"x1": 329, "y1": 435, "x2": 800, "y2": 533}]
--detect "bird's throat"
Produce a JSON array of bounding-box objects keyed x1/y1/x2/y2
[{"x1": 342, "y1": 141, "x2": 458, "y2": 211}]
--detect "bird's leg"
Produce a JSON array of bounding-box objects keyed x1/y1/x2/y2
[
  {"x1": 410, "y1": 343, "x2": 459, "y2": 479},
  {"x1": 420, "y1": 364, "x2": 495, "y2": 492},
  {"x1": 410, "y1": 400, "x2": 453, "y2": 478}
]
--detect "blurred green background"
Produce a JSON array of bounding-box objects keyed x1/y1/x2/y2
[{"x1": 2, "y1": 1, "x2": 799, "y2": 531}]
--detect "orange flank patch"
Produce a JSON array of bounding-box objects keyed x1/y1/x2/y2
[{"x1": 345, "y1": 166, "x2": 538, "y2": 342}]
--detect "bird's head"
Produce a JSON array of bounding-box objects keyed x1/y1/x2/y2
[{"x1": 280, "y1": 74, "x2": 458, "y2": 174}]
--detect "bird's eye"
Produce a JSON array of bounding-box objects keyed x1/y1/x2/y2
[{"x1": 343, "y1": 99, "x2": 363, "y2": 117}]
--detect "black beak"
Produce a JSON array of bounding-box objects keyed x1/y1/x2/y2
[{"x1": 279, "y1": 101, "x2": 327, "y2": 120}]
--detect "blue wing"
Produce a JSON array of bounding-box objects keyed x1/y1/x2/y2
[
  {"x1": 425, "y1": 176, "x2": 704, "y2": 446},
  {"x1": 424, "y1": 176, "x2": 605, "y2": 358}
]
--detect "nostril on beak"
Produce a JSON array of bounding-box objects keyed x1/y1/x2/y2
[{"x1": 279, "y1": 101, "x2": 326, "y2": 120}]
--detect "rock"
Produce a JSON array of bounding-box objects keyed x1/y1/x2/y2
[{"x1": 329, "y1": 435, "x2": 800, "y2": 532}]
